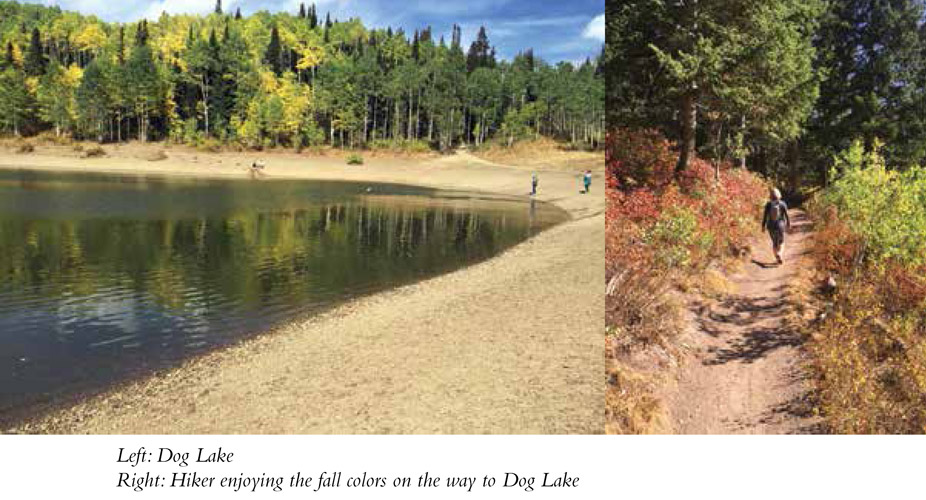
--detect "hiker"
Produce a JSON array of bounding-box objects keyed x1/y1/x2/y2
[
  {"x1": 761, "y1": 187, "x2": 791, "y2": 264},
  {"x1": 249, "y1": 159, "x2": 266, "y2": 178},
  {"x1": 531, "y1": 172, "x2": 538, "y2": 196},
  {"x1": 583, "y1": 170, "x2": 592, "y2": 193}
]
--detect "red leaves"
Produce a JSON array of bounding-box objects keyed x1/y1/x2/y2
[
  {"x1": 607, "y1": 128, "x2": 677, "y2": 189},
  {"x1": 606, "y1": 128, "x2": 766, "y2": 275}
]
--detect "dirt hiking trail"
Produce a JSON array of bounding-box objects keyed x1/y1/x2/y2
[{"x1": 664, "y1": 210, "x2": 823, "y2": 434}]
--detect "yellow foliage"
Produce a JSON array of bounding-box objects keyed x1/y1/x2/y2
[
  {"x1": 154, "y1": 25, "x2": 189, "y2": 70},
  {"x1": 278, "y1": 75, "x2": 313, "y2": 136},
  {"x1": 74, "y1": 24, "x2": 107, "y2": 52},
  {"x1": 259, "y1": 70, "x2": 279, "y2": 93},
  {"x1": 279, "y1": 26, "x2": 299, "y2": 49},
  {"x1": 63, "y1": 64, "x2": 83, "y2": 86},
  {"x1": 50, "y1": 13, "x2": 82, "y2": 40},
  {"x1": 296, "y1": 43, "x2": 325, "y2": 70},
  {"x1": 10, "y1": 43, "x2": 23, "y2": 66},
  {"x1": 25, "y1": 76, "x2": 39, "y2": 96}
]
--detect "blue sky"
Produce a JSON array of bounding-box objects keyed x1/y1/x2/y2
[{"x1": 28, "y1": 1, "x2": 604, "y2": 63}]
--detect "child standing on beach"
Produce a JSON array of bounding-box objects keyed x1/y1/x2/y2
[
  {"x1": 531, "y1": 173, "x2": 538, "y2": 196},
  {"x1": 583, "y1": 170, "x2": 592, "y2": 193}
]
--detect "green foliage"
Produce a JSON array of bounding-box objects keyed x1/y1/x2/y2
[
  {"x1": 0, "y1": 67, "x2": 34, "y2": 135},
  {"x1": 810, "y1": 139, "x2": 926, "y2": 434},
  {"x1": 807, "y1": 0, "x2": 926, "y2": 172},
  {"x1": 37, "y1": 63, "x2": 81, "y2": 136},
  {"x1": 0, "y1": 0, "x2": 602, "y2": 152},
  {"x1": 346, "y1": 153, "x2": 363, "y2": 165},
  {"x1": 821, "y1": 140, "x2": 926, "y2": 266},
  {"x1": 643, "y1": 207, "x2": 698, "y2": 268},
  {"x1": 76, "y1": 58, "x2": 112, "y2": 141},
  {"x1": 609, "y1": 0, "x2": 824, "y2": 171}
]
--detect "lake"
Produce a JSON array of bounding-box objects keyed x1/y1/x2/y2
[{"x1": 0, "y1": 169, "x2": 567, "y2": 419}]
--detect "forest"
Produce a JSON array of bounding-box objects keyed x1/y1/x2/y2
[
  {"x1": 607, "y1": 0, "x2": 926, "y2": 434},
  {"x1": 607, "y1": 0, "x2": 926, "y2": 187},
  {"x1": 0, "y1": 0, "x2": 604, "y2": 151}
]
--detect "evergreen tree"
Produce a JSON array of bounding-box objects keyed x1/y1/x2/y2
[
  {"x1": 611, "y1": 0, "x2": 823, "y2": 173},
  {"x1": 25, "y1": 27, "x2": 47, "y2": 77},
  {"x1": 466, "y1": 26, "x2": 492, "y2": 73},
  {"x1": 451, "y1": 24, "x2": 462, "y2": 51},
  {"x1": 117, "y1": 26, "x2": 126, "y2": 65},
  {"x1": 299, "y1": 3, "x2": 306, "y2": 19},
  {"x1": 235, "y1": 8, "x2": 242, "y2": 20},
  {"x1": 0, "y1": 67, "x2": 34, "y2": 135},
  {"x1": 4, "y1": 42, "x2": 14, "y2": 69},
  {"x1": 76, "y1": 58, "x2": 112, "y2": 141},
  {"x1": 135, "y1": 20, "x2": 149, "y2": 47},
  {"x1": 807, "y1": 0, "x2": 926, "y2": 171},
  {"x1": 125, "y1": 23, "x2": 161, "y2": 142},
  {"x1": 215, "y1": 0, "x2": 222, "y2": 15},
  {"x1": 265, "y1": 25, "x2": 283, "y2": 76}
]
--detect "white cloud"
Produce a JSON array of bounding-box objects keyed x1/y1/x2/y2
[
  {"x1": 582, "y1": 13, "x2": 604, "y2": 42},
  {"x1": 139, "y1": 0, "x2": 219, "y2": 20}
]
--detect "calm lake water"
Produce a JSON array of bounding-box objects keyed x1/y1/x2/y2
[{"x1": 0, "y1": 169, "x2": 566, "y2": 418}]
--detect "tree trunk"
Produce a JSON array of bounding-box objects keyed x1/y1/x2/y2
[
  {"x1": 675, "y1": 91, "x2": 697, "y2": 174},
  {"x1": 363, "y1": 94, "x2": 368, "y2": 143},
  {"x1": 371, "y1": 98, "x2": 377, "y2": 141},
  {"x1": 737, "y1": 114, "x2": 747, "y2": 169},
  {"x1": 405, "y1": 90, "x2": 412, "y2": 140},
  {"x1": 201, "y1": 76, "x2": 210, "y2": 137}
]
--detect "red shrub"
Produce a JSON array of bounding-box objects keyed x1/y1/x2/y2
[
  {"x1": 607, "y1": 129, "x2": 677, "y2": 189},
  {"x1": 606, "y1": 128, "x2": 767, "y2": 279}
]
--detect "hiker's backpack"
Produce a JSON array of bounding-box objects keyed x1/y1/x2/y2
[{"x1": 768, "y1": 201, "x2": 783, "y2": 222}]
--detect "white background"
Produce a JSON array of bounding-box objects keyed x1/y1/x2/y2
[{"x1": 1, "y1": 435, "x2": 923, "y2": 498}]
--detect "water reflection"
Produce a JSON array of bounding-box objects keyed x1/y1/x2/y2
[{"x1": 0, "y1": 170, "x2": 566, "y2": 417}]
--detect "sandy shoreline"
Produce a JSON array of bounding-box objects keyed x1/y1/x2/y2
[{"x1": 0, "y1": 144, "x2": 604, "y2": 434}]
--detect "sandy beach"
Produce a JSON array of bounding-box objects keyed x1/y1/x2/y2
[{"x1": 0, "y1": 143, "x2": 603, "y2": 434}]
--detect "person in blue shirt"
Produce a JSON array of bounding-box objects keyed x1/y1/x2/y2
[{"x1": 583, "y1": 170, "x2": 592, "y2": 193}]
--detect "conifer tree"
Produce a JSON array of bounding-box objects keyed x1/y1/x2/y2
[
  {"x1": 466, "y1": 26, "x2": 492, "y2": 73},
  {"x1": 117, "y1": 26, "x2": 125, "y2": 64},
  {"x1": 24, "y1": 27, "x2": 47, "y2": 76},
  {"x1": 264, "y1": 25, "x2": 283, "y2": 75},
  {"x1": 4, "y1": 42, "x2": 14, "y2": 68},
  {"x1": 807, "y1": 0, "x2": 926, "y2": 170}
]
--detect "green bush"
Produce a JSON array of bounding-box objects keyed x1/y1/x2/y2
[
  {"x1": 642, "y1": 206, "x2": 711, "y2": 268},
  {"x1": 346, "y1": 153, "x2": 364, "y2": 165},
  {"x1": 821, "y1": 139, "x2": 926, "y2": 266}
]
